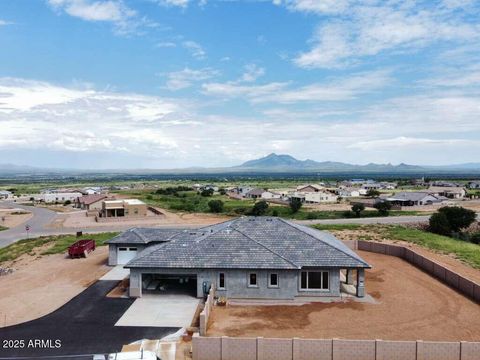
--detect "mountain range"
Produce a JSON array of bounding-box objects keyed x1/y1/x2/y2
[{"x1": 1, "y1": 153, "x2": 480, "y2": 175}]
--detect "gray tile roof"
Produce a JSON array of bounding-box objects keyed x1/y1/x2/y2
[
  {"x1": 107, "y1": 228, "x2": 185, "y2": 245},
  {"x1": 125, "y1": 217, "x2": 370, "y2": 270},
  {"x1": 386, "y1": 192, "x2": 439, "y2": 202}
]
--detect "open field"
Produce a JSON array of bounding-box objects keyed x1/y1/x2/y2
[
  {"x1": 314, "y1": 224, "x2": 480, "y2": 271},
  {"x1": 0, "y1": 208, "x2": 32, "y2": 228},
  {"x1": 0, "y1": 245, "x2": 111, "y2": 326},
  {"x1": 207, "y1": 251, "x2": 480, "y2": 341}
]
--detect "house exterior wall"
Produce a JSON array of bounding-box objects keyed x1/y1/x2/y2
[
  {"x1": 108, "y1": 243, "x2": 147, "y2": 266},
  {"x1": 128, "y1": 267, "x2": 341, "y2": 299},
  {"x1": 304, "y1": 192, "x2": 338, "y2": 203},
  {"x1": 124, "y1": 203, "x2": 148, "y2": 216},
  {"x1": 36, "y1": 192, "x2": 82, "y2": 203},
  {"x1": 87, "y1": 201, "x2": 103, "y2": 211}
]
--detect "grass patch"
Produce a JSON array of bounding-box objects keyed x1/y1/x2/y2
[
  {"x1": 313, "y1": 224, "x2": 365, "y2": 231},
  {"x1": 0, "y1": 226, "x2": 8, "y2": 231},
  {"x1": 0, "y1": 232, "x2": 119, "y2": 264}
]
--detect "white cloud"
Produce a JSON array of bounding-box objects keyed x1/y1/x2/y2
[
  {"x1": 0, "y1": 20, "x2": 14, "y2": 26},
  {"x1": 156, "y1": 41, "x2": 177, "y2": 48},
  {"x1": 291, "y1": 1, "x2": 480, "y2": 68},
  {"x1": 164, "y1": 67, "x2": 220, "y2": 90},
  {"x1": 182, "y1": 40, "x2": 206, "y2": 60},
  {"x1": 240, "y1": 64, "x2": 265, "y2": 82},
  {"x1": 274, "y1": 0, "x2": 350, "y2": 14},
  {"x1": 348, "y1": 137, "x2": 479, "y2": 150}
]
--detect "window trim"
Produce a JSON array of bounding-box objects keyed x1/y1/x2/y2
[
  {"x1": 218, "y1": 272, "x2": 226, "y2": 290},
  {"x1": 299, "y1": 270, "x2": 330, "y2": 291},
  {"x1": 268, "y1": 272, "x2": 279, "y2": 288},
  {"x1": 247, "y1": 273, "x2": 258, "y2": 288}
]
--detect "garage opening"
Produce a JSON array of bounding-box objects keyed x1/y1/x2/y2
[
  {"x1": 142, "y1": 274, "x2": 197, "y2": 297},
  {"x1": 117, "y1": 246, "x2": 138, "y2": 264}
]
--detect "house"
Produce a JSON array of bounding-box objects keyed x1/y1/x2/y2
[
  {"x1": 467, "y1": 181, "x2": 480, "y2": 189},
  {"x1": 362, "y1": 183, "x2": 382, "y2": 191},
  {"x1": 109, "y1": 217, "x2": 370, "y2": 299},
  {"x1": 296, "y1": 184, "x2": 324, "y2": 193},
  {"x1": 101, "y1": 199, "x2": 148, "y2": 218},
  {"x1": 386, "y1": 192, "x2": 444, "y2": 206},
  {"x1": 427, "y1": 186, "x2": 466, "y2": 199},
  {"x1": 75, "y1": 194, "x2": 108, "y2": 210},
  {"x1": 35, "y1": 192, "x2": 83, "y2": 203},
  {"x1": 0, "y1": 190, "x2": 13, "y2": 200},
  {"x1": 260, "y1": 191, "x2": 282, "y2": 200},
  {"x1": 82, "y1": 187, "x2": 103, "y2": 195},
  {"x1": 304, "y1": 191, "x2": 338, "y2": 203},
  {"x1": 245, "y1": 188, "x2": 266, "y2": 199},
  {"x1": 336, "y1": 188, "x2": 361, "y2": 198}
]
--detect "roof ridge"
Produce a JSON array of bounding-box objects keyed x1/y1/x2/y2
[
  {"x1": 232, "y1": 226, "x2": 300, "y2": 269},
  {"x1": 276, "y1": 218, "x2": 370, "y2": 267},
  {"x1": 131, "y1": 228, "x2": 148, "y2": 243}
]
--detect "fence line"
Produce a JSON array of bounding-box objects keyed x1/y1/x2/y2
[
  {"x1": 357, "y1": 241, "x2": 480, "y2": 304},
  {"x1": 199, "y1": 284, "x2": 215, "y2": 336},
  {"x1": 193, "y1": 336, "x2": 480, "y2": 360}
]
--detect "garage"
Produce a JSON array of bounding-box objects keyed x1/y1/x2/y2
[
  {"x1": 117, "y1": 246, "x2": 138, "y2": 265},
  {"x1": 142, "y1": 273, "x2": 197, "y2": 297}
]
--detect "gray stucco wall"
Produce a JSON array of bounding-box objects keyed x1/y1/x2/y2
[
  {"x1": 108, "y1": 244, "x2": 147, "y2": 266},
  {"x1": 128, "y1": 267, "x2": 341, "y2": 299}
]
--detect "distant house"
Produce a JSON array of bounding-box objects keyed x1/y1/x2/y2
[
  {"x1": 260, "y1": 191, "x2": 282, "y2": 200},
  {"x1": 362, "y1": 183, "x2": 382, "y2": 191},
  {"x1": 245, "y1": 188, "x2": 266, "y2": 199},
  {"x1": 386, "y1": 192, "x2": 444, "y2": 206},
  {"x1": 467, "y1": 181, "x2": 480, "y2": 189},
  {"x1": 202, "y1": 184, "x2": 219, "y2": 192},
  {"x1": 296, "y1": 184, "x2": 325, "y2": 193},
  {"x1": 427, "y1": 186, "x2": 466, "y2": 199},
  {"x1": 101, "y1": 199, "x2": 148, "y2": 218},
  {"x1": 83, "y1": 187, "x2": 103, "y2": 195},
  {"x1": 35, "y1": 192, "x2": 83, "y2": 203},
  {"x1": 75, "y1": 194, "x2": 108, "y2": 211},
  {"x1": 0, "y1": 190, "x2": 12, "y2": 200},
  {"x1": 304, "y1": 191, "x2": 338, "y2": 203},
  {"x1": 236, "y1": 185, "x2": 254, "y2": 196},
  {"x1": 336, "y1": 188, "x2": 361, "y2": 198}
]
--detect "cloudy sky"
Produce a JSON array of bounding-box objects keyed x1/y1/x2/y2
[{"x1": 0, "y1": 0, "x2": 479, "y2": 169}]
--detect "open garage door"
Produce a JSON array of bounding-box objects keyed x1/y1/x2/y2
[
  {"x1": 142, "y1": 273, "x2": 197, "y2": 297},
  {"x1": 117, "y1": 246, "x2": 138, "y2": 264}
]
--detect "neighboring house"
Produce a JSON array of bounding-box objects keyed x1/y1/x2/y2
[
  {"x1": 336, "y1": 188, "x2": 361, "y2": 198},
  {"x1": 386, "y1": 192, "x2": 444, "y2": 206},
  {"x1": 202, "y1": 184, "x2": 219, "y2": 192},
  {"x1": 362, "y1": 183, "x2": 382, "y2": 191},
  {"x1": 260, "y1": 191, "x2": 282, "y2": 200},
  {"x1": 83, "y1": 187, "x2": 103, "y2": 195},
  {"x1": 113, "y1": 217, "x2": 370, "y2": 299},
  {"x1": 431, "y1": 181, "x2": 461, "y2": 187},
  {"x1": 427, "y1": 186, "x2": 467, "y2": 199},
  {"x1": 75, "y1": 194, "x2": 108, "y2": 210},
  {"x1": 101, "y1": 199, "x2": 148, "y2": 218},
  {"x1": 35, "y1": 192, "x2": 83, "y2": 203},
  {"x1": 0, "y1": 190, "x2": 12, "y2": 199},
  {"x1": 296, "y1": 184, "x2": 325, "y2": 192},
  {"x1": 245, "y1": 188, "x2": 266, "y2": 199},
  {"x1": 467, "y1": 181, "x2": 480, "y2": 189},
  {"x1": 304, "y1": 191, "x2": 338, "y2": 203}
]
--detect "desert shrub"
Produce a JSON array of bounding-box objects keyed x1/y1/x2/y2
[
  {"x1": 374, "y1": 201, "x2": 392, "y2": 216},
  {"x1": 250, "y1": 201, "x2": 269, "y2": 216},
  {"x1": 208, "y1": 200, "x2": 224, "y2": 213},
  {"x1": 351, "y1": 203, "x2": 365, "y2": 217},
  {"x1": 437, "y1": 206, "x2": 477, "y2": 232},
  {"x1": 289, "y1": 198, "x2": 303, "y2": 213},
  {"x1": 429, "y1": 212, "x2": 451, "y2": 236}
]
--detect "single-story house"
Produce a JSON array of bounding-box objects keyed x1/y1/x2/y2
[
  {"x1": 260, "y1": 191, "x2": 282, "y2": 200},
  {"x1": 296, "y1": 184, "x2": 325, "y2": 193},
  {"x1": 304, "y1": 191, "x2": 338, "y2": 203},
  {"x1": 386, "y1": 192, "x2": 444, "y2": 206},
  {"x1": 427, "y1": 186, "x2": 466, "y2": 199},
  {"x1": 0, "y1": 190, "x2": 13, "y2": 200},
  {"x1": 75, "y1": 194, "x2": 108, "y2": 210},
  {"x1": 109, "y1": 217, "x2": 370, "y2": 300},
  {"x1": 467, "y1": 181, "x2": 480, "y2": 189},
  {"x1": 82, "y1": 187, "x2": 103, "y2": 195},
  {"x1": 35, "y1": 192, "x2": 83, "y2": 203},
  {"x1": 245, "y1": 188, "x2": 266, "y2": 199},
  {"x1": 336, "y1": 188, "x2": 361, "y2": 198},
  {"x1": 101, "y1": 199, "x2": 147, "y2": 218}
]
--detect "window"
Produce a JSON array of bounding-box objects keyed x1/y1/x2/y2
[
  {"x1": 248, "y1": 273, "x2": 257, "y2": 287},
  {"x1": 269, "y1": 273, "x2": 279, "y2": 287},
  {"x1": 218, "y1": 272, "x2": 225, "y2": 289},
  {"x1": 119, "y1": 247, "x2": 127, "y2": 251},
  {"x1": 300, "y1": 271, "x2": 329, "y2": 290}
]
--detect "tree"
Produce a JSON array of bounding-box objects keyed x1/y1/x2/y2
[
  {"x1": 250, "y1": 200, "x2": 269, "y2": 216},
  {"x1": 437, "y1": 206, "x2": 477, "y2": 232},
  {"x1": 200, "y1": 188, "x2": 214, "y2": 197},
  {"x1": 429, "y1": 212, "x2": 451, "y2": 236},
  {"x1": 366, "y1": 189, "x2": 381, "y2": 197},
  {"x1": 289, "y1": 198, "x2": 303, "y2": 213},
  {"x1": 208, "y1": 200, "x2": 224, "y2": 213},
  {"x1": 374, "y1": 201, "x2": 392, "y2": 216},
  {"x1": 218, "y1": 188, "x2": 227, "y2": 195},
  {"x1": 63, "y1": 200, "x2": 71, "y2": 206},
  {"x1": 470, "y1": 233, "x2": 480, "y2": 245},
  {"x1": 351, "y1": 203, "x2": 365, "y2": 217}
]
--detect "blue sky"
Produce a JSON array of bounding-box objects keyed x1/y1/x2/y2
[{"x1": 0, "y1": 0, "x2": 479, "y2": 169}]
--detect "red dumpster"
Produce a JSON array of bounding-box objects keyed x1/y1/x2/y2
[{"x1": 68, "y1": 239, "x2": 96, "y2": 258}]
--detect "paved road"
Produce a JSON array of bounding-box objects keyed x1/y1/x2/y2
[
  {"x1": 0, "y1": 281, "x2": 177, "y2": 359},
  {"x1": 295, "y1": 214, "x2": 432, "y2": 226}
]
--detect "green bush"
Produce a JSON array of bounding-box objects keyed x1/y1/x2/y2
[
  {"x1": 437, "y1": 206, "x2": 477, "y2": 232},
  {"x1": 470, "y1": 233, "x2": 480, "y2": 245},
  {"x1": 250, "y1": 201, "x2": 269, "y2": 216},
  {"x1": 374, "y1": 201, "x2": 392, "y2": 216},
  {"x1": 208, "y1": 200, "x2": 224, "y2": 213},
  {"x1": 289, "y1": 198, "x2": 303, "y2": 213},
  {"x1": 429, "y1": 212, "x2": 451, "y2": 236},
  {"x1": 351, "y1": 203, "x2": 365, "y2": 217}
]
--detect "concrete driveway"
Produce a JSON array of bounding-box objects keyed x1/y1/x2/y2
[
  {"x1": 0, "y1": 281, "x2": 178, "y2": 359},
  {"x1": 116, "y1": 294, "x2": 200, "y2": 328}
]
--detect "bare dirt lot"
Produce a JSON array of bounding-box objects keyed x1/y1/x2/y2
[
  {"x1": 55, "y1": 207, "x2": 230, "y2": 229},
  {"x1": 0, "y1": 208, "x2": 32, "y2": 228},
  {"x1": 0, "y1": 245, "x2": 110, "y2": 326},
  {"x1": 207, "y1": 251, "x2": 480, "y2": 341}
]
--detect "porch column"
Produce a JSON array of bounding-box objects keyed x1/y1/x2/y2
[
  {"x1": 346, "y1": 269, "x2": 354, "y2": 285},
  {"x1": 356, "y1": 268, "x2": 365, "y2": 297}
]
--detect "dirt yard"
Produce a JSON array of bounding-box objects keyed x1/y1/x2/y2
[
  {"x1": 0, "y1": 245, "x2": 110, "y2": 326},
  {"x1": 0, "y1": 208, "x2": 32, "y2": 228},
  {"x1": 207, "y1": 251, "x2": 480, "y2": 341},
  {"x1": 55, "y1": 207, "x2": 230, "y2": 229}
]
